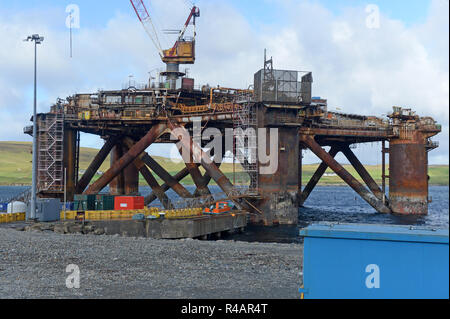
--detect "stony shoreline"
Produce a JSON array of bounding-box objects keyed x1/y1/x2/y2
[{"x1": 0, "y1": 226, "x2": 303, "y2": 299}]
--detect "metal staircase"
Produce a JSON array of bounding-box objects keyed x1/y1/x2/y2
[
  {"x1": 37, "y1": 113, "x2": 64, "y2": 193},
  {"x1": 232, "y1": 90, "x2": 259, "y2": 195}
]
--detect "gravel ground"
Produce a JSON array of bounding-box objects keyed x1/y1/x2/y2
[{"x1": 0, "y1": 226, "x2": 302, "y2": 299}]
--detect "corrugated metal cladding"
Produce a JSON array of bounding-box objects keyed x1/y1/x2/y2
[{"x1": 300, "y1": 223, "x2": 449, "y2": 299}]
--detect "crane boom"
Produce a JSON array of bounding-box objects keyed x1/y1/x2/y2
[
  {"x1": 178, "y1": 6, "x2": 200, "y2": 41},
  {"x1": 130, "y1": 0, "x2": 164, "y2": 58},
  {"x1": 130, "y1": 1, "x2": 200, "y2": 89}
]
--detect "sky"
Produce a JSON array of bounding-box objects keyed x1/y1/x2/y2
[{"x1": 0, "y1": 0, "x2": 448, "y2": 165}]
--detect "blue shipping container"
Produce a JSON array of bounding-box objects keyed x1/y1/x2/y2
[
  {"x1": 299, "y1": 223, "x2": 449, "y2": 299},
  {"x1": 0, "y1": 203, "x2": 8, "y2": 212}
]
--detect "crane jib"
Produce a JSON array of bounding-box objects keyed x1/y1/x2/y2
[{"x1": 129, "y1": 0, "x2": 199, "y2": 65}]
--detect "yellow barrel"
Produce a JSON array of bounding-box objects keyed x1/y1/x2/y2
[{"x1": 0, "y1": 214, "x2": 6, "y2": 223}]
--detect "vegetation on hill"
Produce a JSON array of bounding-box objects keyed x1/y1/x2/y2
[{"x1": 0, "y1": 142, "x2": 448, "y2": 186}]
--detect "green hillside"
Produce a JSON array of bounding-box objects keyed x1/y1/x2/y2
[{"x1": 0, "y1": 141, "x2": 448, "y2": 186}]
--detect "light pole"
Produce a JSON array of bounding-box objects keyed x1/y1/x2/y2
[{"x1": 25, "y1": 34, "x2": 44, "y2": 220}]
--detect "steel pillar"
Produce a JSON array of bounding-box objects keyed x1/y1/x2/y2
[
  {"x1": 300, "y1": 135, "x2": 391, "y2": 214},
  {"x1": 84, "y1": 123, "x2": 167, "y2": 194},
  {"x1": 122, "y1": 143, "x2": 140, "y2": 196},
  {"x1": 389, "y1": 131, "x2": 429, "y2": 215},
  {"x1": 109, "y1": 143, "x2": 125, "y2": 195},
  {"x1": 299, "y1": 146, "x2": 339, "y2": 206},
  {"x1": 63, "y1": 128, "x2": 77, "y2": 201},
  {"x1": 257, "y1": 127, "x2": 300, "y2": 225}
]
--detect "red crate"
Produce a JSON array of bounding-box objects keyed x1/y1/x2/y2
[
  {"x1": 114, "y1": 196, "x2": 145, "y2": 210},
  {"x1": 182, "y1": 78, "x2": 195, "y2": 90}
]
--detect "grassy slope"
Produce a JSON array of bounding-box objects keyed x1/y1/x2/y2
[{"x1": 0, "y1": 142, "x2": 448, "y2": 186}]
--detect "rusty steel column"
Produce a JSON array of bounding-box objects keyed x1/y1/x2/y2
[
  {"x1": 122, "y1": 143, "x2": 140, "y2": 196},
  {"x1": 382, "y1": 140, "x2": 388, "y2": 205},
  {"x1": 84, "y1": 123, "x2": 167, "y2": 194},
  {"x1": 341, "y1": 145, "x2": 384, "y2": 201},
  {"x1": 145, "y1": 167, "x2": 191, "y2": 205},
  {"x1": 257, "y1": 127, "x2": 300, "y2": 225},
  {"x1": 109, "y1": 143, "x2": 125, "y2": 195},
  {"x1": 76, "y1": 136, "x2": 117, "y2": 194},
  {"x1": 301, "y1": 135, "x2": 391, "y2": 214},
  {"x1": 299, "y1": 146, "x2": 339, "y2": 206},
  {"x1": 63, "y1": 128, "x2": 77, "y2": 201},
  {"x1": 298, "y1": 148, "x2": 303, "y2": 204},
  {"x1": 389, "y1": 131, "x2": 429, "y2": 215}
]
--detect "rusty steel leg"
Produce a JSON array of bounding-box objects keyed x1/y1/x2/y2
[
  {"x1": 341, "y1": 145, "x2": 384, "y2": 201},
  {"x1": 76, "y1": 136, "x2": 117, "y2": 194},
  {"x1": 257, "y1": 127, "x2": 300, "y2": 225},
  {"x1": 63, "y1": 129, "x2": 77, "y2": 201},
  {"x1": 132, "y1": 156, "x2": 173, "y2": 209},
  {"x1": 299, "y1": 146, "x2": 340, "y2": 206},
  {"x1": 84, "y1": 123, "x2": 167, "y2": 195},
  {"x1": 382, "y1": 140, "x2": 387, "y2": 205},
  {"x1": 122, "y1": 143, "x2": 140, "y2": 196},
  {"x1": 300, "y1": 135, "x2": 391, "y2": 214},
  {"x1": 298, "y1": 148, "x2": 303, "y2": 204},
  {"x1": 145, "y1": 167, "x2": 191, "y2": 205},
  {"x1": 109, "y1": 143, "x2": 125, "y2": 195},
  {"x1": 389, "y1": 132, "x2": 429, "y2": 215}
]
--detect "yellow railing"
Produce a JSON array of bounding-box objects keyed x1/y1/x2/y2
[{"x1": 0, "y1": 213, "x2": 26, "y2": 224}]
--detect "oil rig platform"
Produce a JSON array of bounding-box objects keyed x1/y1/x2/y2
[
  {"x1": 24, "y1": 52, "x2": 441, "y2": 226},
  {"x1": 23, "y1": 2, "x2": 441, "y2": 225}
]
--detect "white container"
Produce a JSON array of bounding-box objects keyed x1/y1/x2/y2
[{"x1": 7, "y1": 201, "x2": 27, "y2": 214}]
